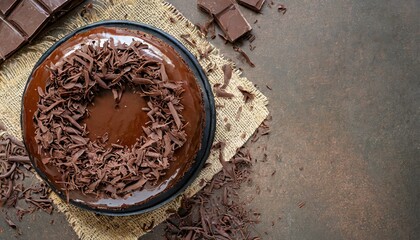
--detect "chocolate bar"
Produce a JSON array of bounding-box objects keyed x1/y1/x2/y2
[
  {"x1": 237, "y1": 0, "x2": 265, "y2": 12},
  {"x1": 0, "y1": 0, "x2": 84, "y2": 61},
  {"x1": 197, "y1": 0, "x2": 252, "y2": 42}
]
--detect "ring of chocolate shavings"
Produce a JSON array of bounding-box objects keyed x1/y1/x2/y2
[{"x1": 34, "y1": 38, "x2": 188, "y2": 200}]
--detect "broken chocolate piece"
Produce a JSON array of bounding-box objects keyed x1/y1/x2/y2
[
  {"x1": 237, "y1": 0, "x2": 266, "y2": 12},
  {"x1": 215, "y1": 4, "x2": 252, "y2": 42},
  {"x1": 198, "y1": 0, "x2": 252, "y2": 42}
]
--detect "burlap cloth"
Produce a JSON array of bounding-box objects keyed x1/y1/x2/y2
[{"x1": 0, "y1": 0, "x2": 268, "y2": 239}]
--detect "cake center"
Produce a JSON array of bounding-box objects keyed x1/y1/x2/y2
[{"x1": 83, "y1": 88, "x2": 148, "y2": 148}]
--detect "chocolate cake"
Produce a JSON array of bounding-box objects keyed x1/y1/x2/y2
[{"x1": 22, "y1": 26, "x2": 205, "y2": 210}]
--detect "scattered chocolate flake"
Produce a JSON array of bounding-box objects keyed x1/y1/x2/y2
[
  {"x1": 213, "y1": 83, "x2": 235, "y2": 98},
  {"x1": 299, "y1": 167, "x2": 304, "y2": 171},
  {"x1": 225, "y1": 123, "x2": 231, "y2": 131},
  {"x1": 169, "y1": 17, "x2": 176, "y2": 23},
  {"x1": 247, "y1": 34, "x2": 256, "y2": 43},
  {"x1": 198, "y1": 46, "x2": 213, "y2": 60},
  {"x1": 180, "y1": 34, "x2": 196, "y2": 47},
  {"x1": 233, "y1": 46, "x2": 255, "y2": 67},
  {"x1": 215, "y1": 103, "x2": 225, "y2": 108},
  {"x1": 277, "y1": 4, "x2": 287, "y2": 14},
  {"x1": 254, "y1": 19, "x2": 258, "y2": 24},
  {"x1": 33, "y1": 38, "x2": 188, "y2": 199},
  {"x1": 271, "y1": 170, "x2": 276, "y2": 176},
  {"x1": 221, "y1": 64, "x2": 233, "y2": 89},
  {"x1": 237, "y1": 85, "x2": 255, "y2": 103},
  {"x1": 241, "y1": 132, "x2": 246, "y2": 139},
  {"x1": 250, "y1": 44, "x2": 256, "y2": 51},
  {"x1": 4, "y1": 216, "x2": 16, "y2": 229},
  {"x1": 251, "y1": 119, "x2": 270, "y2": 142},
  {"x1": 298, "y1": 201, "x2": 306, "y2": 208},
  {"x1": 266, "y1": 84, "x2": 272, "y2": 90},
  {"x1": 164, "y1": 146, "x2": 260, "y2": 239}
]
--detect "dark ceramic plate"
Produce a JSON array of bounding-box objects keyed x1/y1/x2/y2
[{"x1": 20, "y1": 21, "x2": 216, "y2": 216}]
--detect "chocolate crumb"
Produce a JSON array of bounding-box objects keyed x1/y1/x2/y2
[
  {"x1": 225, "y1": 123, "x2": 232, "y2": 131},
  {"x1": 266, "y1": 85, "x2": 272, "y2": 90},
  {"x1": 277, "y1": 4, "x2": 287, "y2": 14},
  {"x1": 222, "y1": 64, "x2": 233, "y2": 89},
  {"x1": 298, "y1": 201, "x2": 306, "y2": 208}
]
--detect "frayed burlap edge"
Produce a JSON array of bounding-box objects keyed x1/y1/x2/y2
[{"x1": 0, "y1": 0, "x2": 269, "y2": 239}]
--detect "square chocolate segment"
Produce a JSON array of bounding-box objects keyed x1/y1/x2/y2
[
  {"x1": 7, "y1": 0, "x2": 49, "y2": 38},
  {"x1": 0, "y1": 18, "x2": 25, "y2": 59},
  {"x1": 216, "y1": 5, "x2": 252, "y2": 42},
  {"x1": 237, "y1": 0, "x2": 265, "y2": 12},
  {"x1": 0, "y1": 0, "x2": 19, "y2": 16}
]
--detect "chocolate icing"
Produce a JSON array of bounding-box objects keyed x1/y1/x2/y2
[{"x1": 22, "y1": 27, "x2": 204, "y2": 209}]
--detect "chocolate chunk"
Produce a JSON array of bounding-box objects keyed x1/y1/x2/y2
[
  {"x1": 7, "y1": 0, "x2": 50, "y2": 38},
  {"x1": 198, "y1": 0, "x2": 252, "y2": 42},
  {"x1": 216, "y1": 4, "x2": 252, "y2": 42},
  {"x1": 0, "y1": 0, "x2": 19, "y2": 16},
  {"x1": 0, "y1": 19, "x2": 25, "y2": 60},
  {"x1": 237, "y1": 0, "x2": 266, "y2": 12},
  {"x1": 0, "y1": 0, "x2": 83, "y2": 62}
]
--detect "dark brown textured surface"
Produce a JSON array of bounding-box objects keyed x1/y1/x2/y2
[
  {"x1": 22, "y1": 26, "x2": 204, "y2": 210},
  {"x1": 1, "y1": 0, "x2": 419, "y2": 239}
]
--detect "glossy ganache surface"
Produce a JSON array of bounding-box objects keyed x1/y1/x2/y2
[{"x1": 22, "y1": 26, "x2": 204, "y2": 210}]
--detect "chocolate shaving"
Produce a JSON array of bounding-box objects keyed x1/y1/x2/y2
[
  {"x1": 221, "y1": 64, "x2": 233, "y2": 89},
  {"x1": 278, "y1": 4, "x2": 287, "y2": 14},
  {"x1": 4, "y1": 216, "x2": 16, "y2": 229},
  {"x1": 233, "y1": 46, "x2": 255, "y2": 67},
  {"x1": 164, "y1": 146, "x2": 260, "y2": 239},
  {"x1": 213, "y1": 83, "x2": 235, "y2": 98},
  {"x1": 34, "y1": 38, "x2": 188, "y2": 199},
  {"x1": 237, "y1": 85, "x2": 255, "y2": 103},
  {"x1": 0, "y1": 130, "x2": 53, "y2": 219}
]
